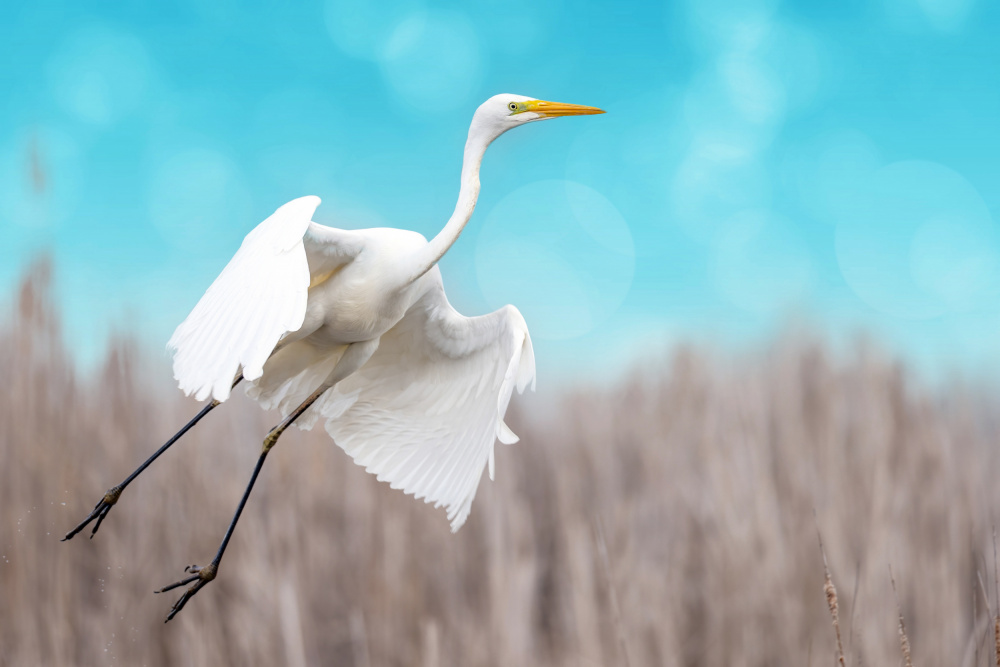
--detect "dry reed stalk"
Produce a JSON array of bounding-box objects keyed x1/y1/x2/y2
[
  {"x1": 350, "y1": 608, "x2": 371, "y2": 667},
  {"x1": 594, "y1": 518, "x2": 631, "y2": 667},
  {"x1": 422, "y1": 618, "x2": 441, "y2": 667},
  {"x1": 889, "y1": 565, "x2": 913, "y2": 667},
  {"x1": 975, "y1": 576, "x2": 981, "y2": 667},
  {"x1": 995, "y1": 617, "x2": 999, "y2": 667},
  {"x1": 977, "y1": 570, "x2": 994, "y2": 663},
  {"x1": 816, "y1": 523, "x2": 846, "y2": 667},
  {"x1": 849, "y1": 559, "x2": 861, "y2": 663}
]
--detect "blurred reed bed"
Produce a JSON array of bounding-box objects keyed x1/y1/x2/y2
[{"x1": 3, "y1": 258, "x2": 1000, "y2": 666}]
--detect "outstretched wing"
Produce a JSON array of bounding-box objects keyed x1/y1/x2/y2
[
  {"x1": 168, "y1": 196, "x2": 362, "y2": 403},
  {"x1": 312, "y1": 273, "x2": 536, "y2": 532}
]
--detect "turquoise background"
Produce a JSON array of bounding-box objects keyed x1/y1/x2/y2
[{"x1": 4, "y1": 0, "x2": 1000, "y2": 384}]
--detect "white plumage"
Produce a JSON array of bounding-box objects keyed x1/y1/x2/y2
[
  {"x1": 168, "y1": 196, "x2": 318, "y2": 402},
  {"x1": 168, "y1": 194, "x2": 535, "y2": 529},
  {"x1": 255, "y1": 278, "x2": 533, "y2": 530},
  {"x1": 167, "y1": 94, "x2": 602, "y2": 530},
  {"x1": 61, "y1": 95, "x2": 603, "y2": 624}
]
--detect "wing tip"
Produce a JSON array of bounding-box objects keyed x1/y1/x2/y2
[
  {"x1": 285, "y1": 194, "x2": 322, "y2": 214},
  {"x1": 175, "y1": 374, "x2": 232, "y2": 403},
  {"x1": 449, "y1": 511, "x2": 470, "y2": 533},
  {"x1": 497, "y1": 420, "x2": 519, "y2": 445}
]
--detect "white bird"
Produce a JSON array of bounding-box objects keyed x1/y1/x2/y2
[{"x1": 63, "y1": 94, "x2": 604, "y2": 621}]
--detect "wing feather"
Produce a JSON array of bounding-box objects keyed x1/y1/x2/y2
[
  {"x1": 313, "y1": 276, "x2": 535, "y2": 531},
  {"x1": 168, "y1": 196, "x2": 362, "y2": 402}
]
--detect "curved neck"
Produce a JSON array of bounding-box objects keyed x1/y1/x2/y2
[{"x1": 406, "y1": 130, "x2": 492, "y2": 284}]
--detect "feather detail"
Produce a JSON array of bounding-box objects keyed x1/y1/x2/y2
[
  {"x1": 289, "y1": 275, "x2": 536, "y2": 531},
  {"x1": 168, "y1": 196, "x2": 362, "y2": 403}
]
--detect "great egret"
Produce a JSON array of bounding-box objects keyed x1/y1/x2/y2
[{"x1": 63, "y1": 94, "x2": 604, "y2": 621}]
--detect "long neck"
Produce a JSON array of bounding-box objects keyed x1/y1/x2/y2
[{"x1": 407, "y1": 130, "x2": 492, "y2": 284}]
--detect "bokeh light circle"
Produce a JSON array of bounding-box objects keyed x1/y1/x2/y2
[
  {"x1": 781, "y1": 129, "x2": 882, "y2": 227},
  {"x1": 683, "y1": 70, "x2": 781, "y2": 157},
  {"x1": 717, "y1": 53, "x2": 786, "y2": 127},
  {"x1": 684, "y1": 0, "x2": 779, "y2": 50},
  {"x1": 712, "y1": 209, "x2": 814, "y2": 313},
  {"x1": 477, "y1": 0, "x2": 550, "y2": 55},
  {"x1": 47, "y1": 25, "x2": 150, "y2": 126},
  {"x1": 379, "y1": 10, "x2": 482, "y2": 113},
  {"x1": 670, "y1": 144, "x2": 771, "y2": 242},
  {"x1": 760, "y1": 21, "x2": 824, "y2": 113},
  {"x1": 475, "y1": 180, "x2": 634, "y2": 340},
  {"x1": 910, "y1": 204, "x2": 1000, "y2": 311},
  {"x1": 835, "y1": 160, "x2": 1000, "y2": 318},
  {"x1": 324, "y1": 0, "x2": 423, "y2": 61},
  {"x1": 917, "y1": 0, "x2": 975, "y2": 31}
]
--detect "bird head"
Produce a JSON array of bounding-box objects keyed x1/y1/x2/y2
[{"x1": 470, "y1": 94, "x2": 605, "y2": 144}]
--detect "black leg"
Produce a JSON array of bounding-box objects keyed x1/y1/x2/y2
[
  {"x1": 155, "y1": 384, "x2": 328, "y2": 622},
  {"x1": 62, "y1": 376, "x2": 243, "y2": 542},
  {"x1": 156, "y1": 447, "x2": 268, "y2": 622}
]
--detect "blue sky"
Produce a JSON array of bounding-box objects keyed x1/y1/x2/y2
[{"x1": 4, "y1": 0, "x2": 1000, "y2": 386}]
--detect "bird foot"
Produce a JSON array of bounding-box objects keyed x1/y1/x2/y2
[
  {"x1": 61, "y1": 485, "x2": 123, "y2": 541},
  {"x1": 155, "y1": 562, "x2": 218, "y2": 622}
]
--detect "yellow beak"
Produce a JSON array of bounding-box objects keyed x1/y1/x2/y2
[{"x1": 525, "y1": 100, "x2": 605, "y2": 117}]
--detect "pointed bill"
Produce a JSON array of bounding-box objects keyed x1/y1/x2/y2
[{"x1": 525, "y1": 100, "x2": 605, "y2": 117}]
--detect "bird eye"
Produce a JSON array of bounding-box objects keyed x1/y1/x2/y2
[{"x1": 508, "y1": 102, "x2": 518, "y2": 112}]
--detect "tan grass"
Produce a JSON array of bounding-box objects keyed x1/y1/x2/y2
[
  {"x1": 995, "y1": 616, "x2": 999, "y2": 667},
  {"x1": 594, "y1": 518, "x2": 631, "y2": 667},
  {"x1": 817, "y1": 526, "x2": 846, "y2": 666},
  {"x1": 4, "y1": 260, "x2": 1000, "y2": 665},
  {"x1": 890, "y1": 565, "x2": 914, "y2": 667}
]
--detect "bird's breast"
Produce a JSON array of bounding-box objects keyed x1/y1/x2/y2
[{"x1": 302, "y1": 261, "x2": 417, "y2": 346}]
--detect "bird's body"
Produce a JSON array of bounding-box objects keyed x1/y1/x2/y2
[
  {"x1": 170, "y1": 194, "x2": 535, "y2": 529},
  {"x1": 63, "y1": 93, "x2": 603, "y2": 619},
  {"x1": 301, "y1": 226, "x2": 432, "y2": 346},
  {"x1": 168, "y1": 94, "x2": 603, "y2": 529},
  {"x1": 302, "y1": 228, "x2": 430, "y2": 345}
]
